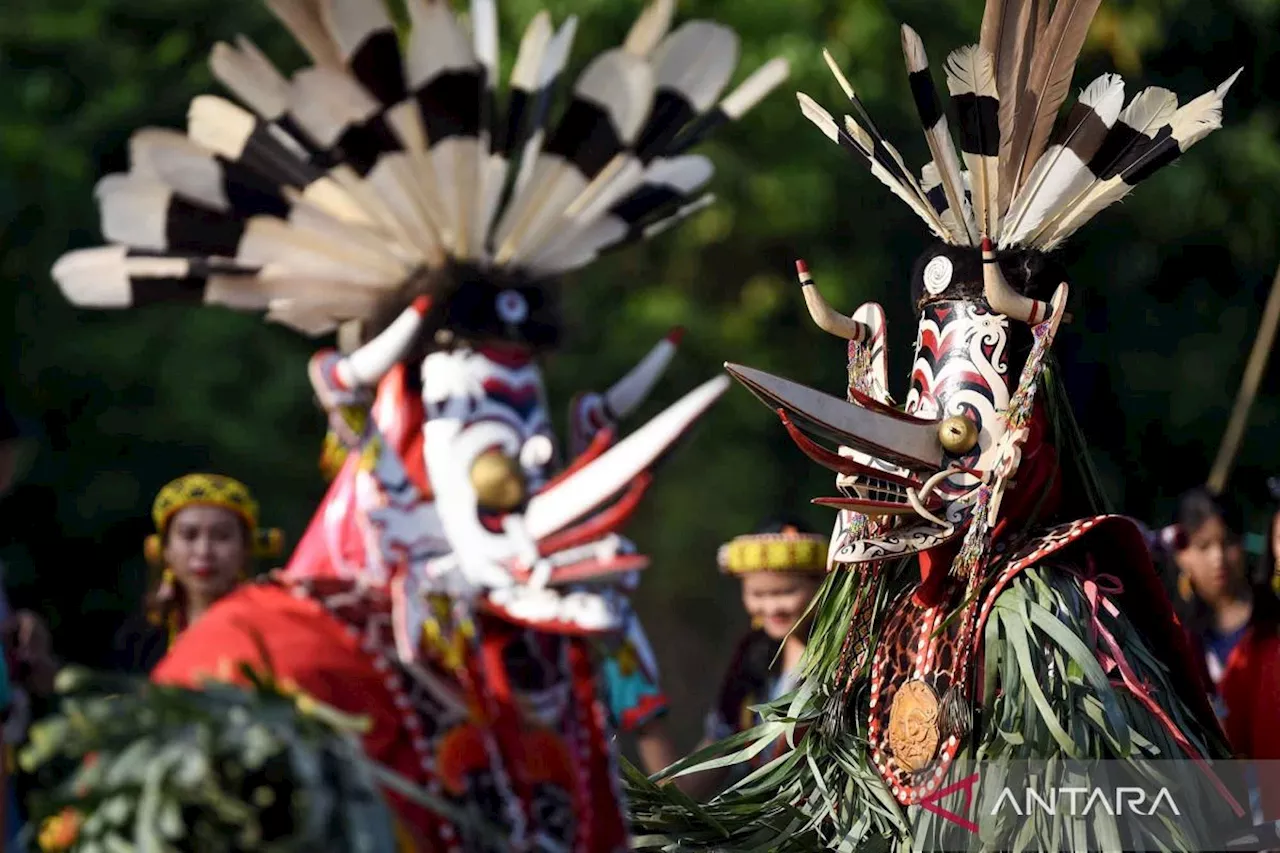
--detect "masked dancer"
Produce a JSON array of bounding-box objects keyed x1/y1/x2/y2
[
  {"x1": 48, "y1": 0, "x2": 788, "y2": 848},
  {"x1": 629, "y1": 1, "x2": 1250, "y2": 848}
]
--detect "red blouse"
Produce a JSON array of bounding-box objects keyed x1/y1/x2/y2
[
  {"x1": 152, "y1": 583, "x2": 439, "y2": 841},
  {"x1": 1188, "y1": 621, "x2": 1280, "y2": 820}
]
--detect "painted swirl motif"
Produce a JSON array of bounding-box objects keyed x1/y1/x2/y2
[
  {"x1": 906, "y1": 302, "x2": 1011, "y2": 509},
  {"x1": 830, "y1": 521, "x2": 955, "y2": 563}
]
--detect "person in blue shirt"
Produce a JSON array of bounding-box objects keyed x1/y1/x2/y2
[{"x1": 599, "y1": 609, "x2": 679, "y2": 775}]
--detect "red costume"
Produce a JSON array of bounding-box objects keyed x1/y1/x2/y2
[
  {"x1": 1187, "y1": 622, "x2": 1280, "y2": 819},
  {"x1": 50, "y1": 0, "x2": 789, "y2": 846}
]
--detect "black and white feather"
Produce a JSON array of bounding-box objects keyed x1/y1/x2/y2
[
  {"x1": 902, "y1": 25, "x2": 974, "y2": 245},
  {"x1": 999, "y1": 73, "x2": 1124, "y2": 247},
  {"x1": 945, "y1": 44, "x2": 1000, "y2": 238},
  {"x1": 795, "y1": 92, "x2": 946, "y2": 241},
  {"x1": 53, "y1": 0, "x2": 789, "y2": 337},
  {"x1": 800, "y1": 0, "x2": 1237, "y2": 259},
  {"x1": 1036, "y1": 70, "x2": 1241, "y2": 250}
]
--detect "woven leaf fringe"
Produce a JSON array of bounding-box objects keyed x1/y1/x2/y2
[{"x1": 626, "y1": 563, "x2": 1235, "y2": 851}]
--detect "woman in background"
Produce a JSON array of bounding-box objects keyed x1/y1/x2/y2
[
  {"x1": 1171, "y1": 487, "x2": 1280, "y2": 818},
  {"x1": 112, "y1": 474, "x2": 282, "y2": 674},
  {"x1": 679, "y1": 518, "x2": 827, "y2": 798}
]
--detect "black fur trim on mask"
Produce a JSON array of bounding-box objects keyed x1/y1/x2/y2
[
  {"x1": 910, "y1": 241, "x2": 1066, "y2": 311},
  {"x1": 363, "y1": 263, "x2": 562, "y2": 360}
]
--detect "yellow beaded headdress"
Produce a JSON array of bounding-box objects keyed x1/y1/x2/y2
[
  {"x1": 143, "y1": 473, "x2": 283, "y2": 564},
  {"x1": 717, "y1": 523, "x2": 828, "y2": 576}
]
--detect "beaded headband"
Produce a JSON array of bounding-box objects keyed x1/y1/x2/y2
[
  {"x1": 145, "y1": 473, "x2": 283, "y2": 563},
  {"x1": 716, "y1": 526, "x2": 828, "y2": 575}
]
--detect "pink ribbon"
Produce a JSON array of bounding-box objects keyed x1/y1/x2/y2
[{"x1": 1071, "y1": 557, "x2": 1244, "y2": 817}]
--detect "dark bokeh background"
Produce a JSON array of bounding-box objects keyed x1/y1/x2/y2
[{"x1": 2, "y1": 0, "x2": 1280, "y2": 749}]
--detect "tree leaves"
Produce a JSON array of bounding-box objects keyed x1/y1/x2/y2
[{"x1": 21, "y1": 667, "x2": 420, "y2": 852}]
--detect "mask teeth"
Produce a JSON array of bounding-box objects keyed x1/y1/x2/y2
[{"x1": 846, "y1": 475, "x2": 912, "y2": 507}]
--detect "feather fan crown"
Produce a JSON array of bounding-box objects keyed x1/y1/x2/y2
[
  {"x1": 52, "y1": 0, "x2": 789, "y2": 345},
  {"x1": 800, "y1": 0, "x2": 1240, "y2": 263}
]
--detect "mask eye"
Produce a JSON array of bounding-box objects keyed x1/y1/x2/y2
[{"x1": 471, "y1": 448, "x2": 528, "y2": 512}]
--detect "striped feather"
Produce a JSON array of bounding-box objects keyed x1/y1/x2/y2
[
  {"x1": 634, "y1": 21, "x2": 739, "y2": 162},
  {"x1": 533, "y1": 192, "x2": 716, "y2": 276},
  {"x1": 493, "y1": 49, "x2": 654, "y2": 265},
  {"x1": 1040, "y1": 70, "x2": 1240, "y2": 249},
  {"x1": 945, "y1": 45, "x2": 1000, "y2": 237},
  {"x1": 1023, "y1": 84, "x2": 1177, "y2": 246},
  {"x1": 403, "y1": 0, "x2": 485, "y2": 259},
  {"x1": 477, "y1": 10, "x2": 551, "y2": 253},
  {"x1": 901, "y1": 24, "x2": 974, "y2": 245},
  {"x1": 52, "y1": 244, "x2": 377, "y2": 335},
  {"x1": 320, "y1": 0, "x2": 406, "y2": 106},
  {"x1": 663, "y1": 56, "x2": 790, "y2": 156},
  {"x1": 187, "y1": 96, "x2": 319, "y2": 191},
  {"x1": 53, "y1": 1, "x2": 786, "y2": 335},
  {"x1": 522, "y1": 19, "x2": 738, "y2": 264},
  {"x1": 528, "y1": 154, "x2": 714, "y2": 273},
  {"x1": 921, "y1": 161, "x2": 974, "y2": 240},
  {"x1": 808, "y1": 59, "x2": 945, "y2": 236},
  {"x1": 54, "y1": 246, "x2": 257, "y2": 309},
  {"x1": 96, "y1": 174, "x2": 248, "y2": 257},
  {"x1": 821, "y1": 50, "x2": 886, "y2": 146},
  {"x1": 129, "y1": 129, "x2": 292, "y2": 220},
  {"x1": 796, "y1": 93, "x2": 944, "y2": 239},
  {"x1": 1000, "y1": 73, "x2": 1124, "y2": 247},
  {"x1": 843, "y1": 115, "x2": 946, "y2": 237},
  {"x1": 511, "y1": 16, "x2": 579, "y2": 198}
]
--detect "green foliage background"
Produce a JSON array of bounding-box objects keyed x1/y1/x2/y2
[{"x1": 1, "y1": 0, "x2": 1279, "y2": 747}]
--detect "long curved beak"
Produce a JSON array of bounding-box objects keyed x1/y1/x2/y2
[{"x1": 724, "y1": 363, "x2": 942, "y2": 470}]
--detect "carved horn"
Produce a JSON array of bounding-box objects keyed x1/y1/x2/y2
[
  {"x1": 980, "y1": 238, "x2": 1052, "y2": 325},
  {"x1": 604, "y1": 326, "x2": 684, "y2": 420},
  {"x1": 796, "y1": 260, "x2": 871, "y2": 341},
  {"x1": 335, "y1": 296, "x2": 432, "y2": 388}
]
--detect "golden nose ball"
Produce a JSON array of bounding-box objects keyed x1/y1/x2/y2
[
  {"x1": 471, "y1": 449, "x2": 528, "y2": 512},
  {"x1": 937, "y1": 416, "x2": 979, "y2": 455}
]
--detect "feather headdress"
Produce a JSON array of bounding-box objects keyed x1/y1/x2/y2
[
  {"x1": 52, "y1": 0, "x2": 788, "y2": 345},
  {"x1": 799, "y1": 1, "x2": 1238, "y2": 253}
]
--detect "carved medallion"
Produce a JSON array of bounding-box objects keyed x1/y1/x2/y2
[{"x1": 887, "y1": 679, "x2": 941, "y2": 771}]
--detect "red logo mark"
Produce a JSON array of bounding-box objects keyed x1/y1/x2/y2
[{"x1": 919, "y1": 772, "x2": 980, "y2": 834}]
